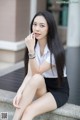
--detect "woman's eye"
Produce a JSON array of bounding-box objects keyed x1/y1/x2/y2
[
  {"x1": 33, "y1": 23, "x2": 37, "y2": 26},
  {"x1": 40, "y1": 24, "x2": 45, "y2": 28},
  {"x1": 33, "y1": 23, "x2": 45, "y2": 28}
]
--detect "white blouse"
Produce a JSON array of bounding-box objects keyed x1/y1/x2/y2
[{"x1": 35, "y1": 42, "x2": 67, "y2": 78}]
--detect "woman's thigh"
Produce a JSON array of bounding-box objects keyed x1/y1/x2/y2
[{"x1": 22, "y1": 92, "x2": 57, "y2": 118}]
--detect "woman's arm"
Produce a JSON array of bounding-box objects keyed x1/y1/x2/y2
[{"x1": 29, "y1": 51, "x2": 54, "y2": 75}]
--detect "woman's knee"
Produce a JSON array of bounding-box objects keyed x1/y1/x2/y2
[
  {"x1": 32, "y1": 74, "x2": 44, "y2": 80},
  {"x1": 29, "y1": 74, "x2": 45, "y2": 88}
]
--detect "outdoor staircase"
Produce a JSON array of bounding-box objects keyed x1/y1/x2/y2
[{"x1": 0, "y1": 89, "x2": 80, "y2": 120}]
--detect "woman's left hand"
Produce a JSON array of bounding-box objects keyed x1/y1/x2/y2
[
  {"x1": 13, "y1": 92, "x2": 22, "y2": 109},
  {"x1": 25, "y1": 33, "x2": 35, "y2": 52}
]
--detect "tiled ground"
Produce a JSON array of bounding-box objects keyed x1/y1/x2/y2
[
  {"x1": 0, "y1": 61, "x2": 24, "y2": 76},
  {"x1": 0, "y1": 67, "x2": 25, "y2": 92}
]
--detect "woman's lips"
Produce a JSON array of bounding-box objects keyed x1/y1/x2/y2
[{"x1": 35, "y1": 33, "x2": 41, "y2": 37}]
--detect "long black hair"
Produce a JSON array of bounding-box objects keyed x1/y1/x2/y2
[{"x1": 24, "y1": 11, "x2": 65, "y2": 87}]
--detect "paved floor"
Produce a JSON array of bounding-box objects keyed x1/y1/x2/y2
[
  {"x1": 0, "y1": 61, "x2": 24, "y2": 92},
  {"x1": 0, "y1": 67, "x2": 25, "y2": 92}
]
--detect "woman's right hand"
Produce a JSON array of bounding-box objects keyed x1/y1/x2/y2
[
  {"x1": 25, "y1": 33, "x2": 35, "y2": 52},
  {"x1": 13, "y1": 92, "x2": 22, "y2": 109}
]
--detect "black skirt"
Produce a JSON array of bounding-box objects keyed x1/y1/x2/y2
[{"x1": 44, "y1": 77, "x2": 69, "y2": 108}]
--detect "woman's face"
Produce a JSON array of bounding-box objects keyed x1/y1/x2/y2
[{"x1": 32, "y1": 16, "x2": 48, "y2": 41}]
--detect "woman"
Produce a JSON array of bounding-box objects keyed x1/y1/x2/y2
[{"x1": 13, "y1": 11, "x2": 69, "y2": 120}]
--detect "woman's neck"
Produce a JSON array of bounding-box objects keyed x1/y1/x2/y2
[
  {"x1": 38, "y1": 39, "x2": 47, "y2": 56},
  {"x1": 38, "y1": 38, "x2": 47, "y2": 49}
]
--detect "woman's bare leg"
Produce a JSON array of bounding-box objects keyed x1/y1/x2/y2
[
  {"x1": 12, "y1": 74, "x2": 47, "y2": 120},
  {"x1": 21, "y1": 92, "x2": 57, "y2": 120}
]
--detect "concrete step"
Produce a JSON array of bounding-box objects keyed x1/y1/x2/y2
[
  {"x1": 0, "y1": 89, "x2": 15, "y2": 119},
  {"x1": 0, "y1": 89, "x2": 80, "y2": 120},
  {"x1": 0, "y1": 111, "x2": 14, "y2": 120},
  {"x1": 34, "y1": 103, "x2": 80, "y2": 120}
]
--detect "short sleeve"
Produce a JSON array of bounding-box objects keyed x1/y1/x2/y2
[{"x1": 46, "y1": 52, "x2": 55, "y2": 65}]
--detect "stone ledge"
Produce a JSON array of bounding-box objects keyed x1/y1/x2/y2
[
  {"x1": 0, "y1": 89, "x2": 80, "y2": 120},
  {"x1": 53, "y1": 103, "x2": 80, "y2": 119},
  {"x1": 0, "y1": 89, "x2": 16, "y2": 104}
]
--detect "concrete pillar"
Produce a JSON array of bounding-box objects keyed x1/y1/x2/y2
[
  {"x1": 66, "y1": 0, "x2": 80, "y2": 105},
  {"x1": 0, "y1": 0, "x2": 30, "y2": 42},
  {"x1": 0, "y1": 0, "x2": 46, "y2": 63},
  {"x1": 0, "y1": 0, "x2": 30, "y2": 63},
  {"x1": 30, "y1": 0, "x2": 37, "y2": 23}
]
